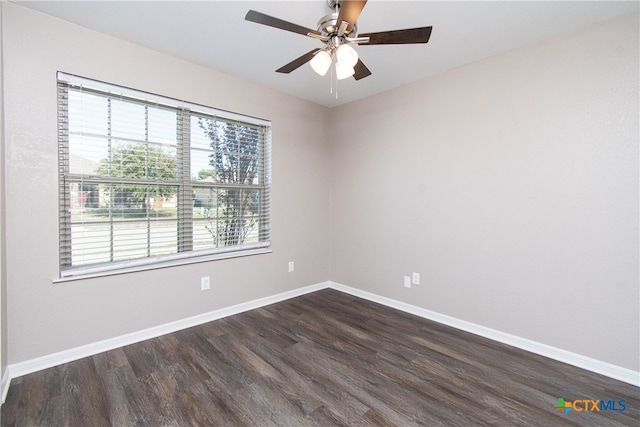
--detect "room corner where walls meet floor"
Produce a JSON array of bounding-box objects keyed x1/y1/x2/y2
[{"x1": 2, "y1": 280, "x2": 638, "y2": 405}]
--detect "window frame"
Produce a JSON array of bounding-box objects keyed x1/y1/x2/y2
[{"x1": 56, "y1": 72, "x2": 272, "y2": 281}]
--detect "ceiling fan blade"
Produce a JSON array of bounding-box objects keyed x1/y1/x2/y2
[
  {"x1": 359, "y1": 27, "x2": 433, "y2": 45},
  {"x1": 353, "y1": 59, "x2": 372, "y2": 80},
  {"x1": 245, "y1": 10, "x2": 321, "y2": 37},
  {"x1": 336, "y1": 0, "x2": 367, "y2": 34},
  {"x1": 276, "y1": 49, "x2": 321, "y2": 74}
]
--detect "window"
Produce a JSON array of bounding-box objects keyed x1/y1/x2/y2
[{"x1": 57, "y1": 73, "x2": 271, "y2": 278}]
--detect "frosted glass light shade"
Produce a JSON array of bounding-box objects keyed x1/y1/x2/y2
[
  {"x1": 335, "y1": 61, "x2": 355, "y2": 80},
  {"x1": 310, "y1": 51, "x2": 332, "y2": 76},
  {"x1": 336, "y1": 44, "x2": 358, "y2": 68}
]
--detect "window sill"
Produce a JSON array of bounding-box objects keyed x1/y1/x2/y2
[{"x1": 53, "y1": 247, "x2": 272, "y2": 284}]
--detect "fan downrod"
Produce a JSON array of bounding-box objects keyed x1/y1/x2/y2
[{"x1": 322, "y1": 0, "x2": 342, "y2": 36}]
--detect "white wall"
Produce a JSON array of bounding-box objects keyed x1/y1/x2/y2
[
  {"x1": 330, "y1": 13, "x2": 639, "y2": 371},
  {"x1": 2, "y1": 3, "x2": 331, "y2": 364},
  {"x1": 0, "y1": 1, "x2": 8, "y2": 390}
]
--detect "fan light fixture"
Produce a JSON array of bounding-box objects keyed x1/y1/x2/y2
[
  {"x1": 310, "y1": 50, "x2": 332, "y2": 76},
  {"x1": 336, "y1": 44, "x2": 358, "y2": 67},
  {"x1": 335, "y1": 60, "x2": 355, "y2": 80},
  {"x1": 310, "y1": 44, "x2": 358, "y2": 80}
]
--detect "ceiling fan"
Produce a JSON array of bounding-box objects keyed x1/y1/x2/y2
[{"x1": 245, "y1": 0, "x2": 432, "y2": 81}]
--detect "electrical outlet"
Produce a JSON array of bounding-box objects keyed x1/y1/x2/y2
[
  {"x1": 404, "y1": 276, "x2": 411, "y2": 288},
  {"x1": 288, "y1": 261, "x2": 295, "y2": 273},
  {"x1": 200, "y1": 276, "x2": 210, "y2": 291},
  {"x1": 412, "y1": 272, "x2": 420, "y2": 285}
]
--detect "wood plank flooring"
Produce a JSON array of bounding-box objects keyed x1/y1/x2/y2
[{"x1": 2, "y1": 289, "x2": 638, "y2": 426}]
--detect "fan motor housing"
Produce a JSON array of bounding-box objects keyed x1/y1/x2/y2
[{"x1": 317, "y1": 12, "x2": 357, "y2": 37}]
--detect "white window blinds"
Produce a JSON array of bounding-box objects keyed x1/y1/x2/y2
[{"x1": 57, "y1": 72, "x2": 271, "y2": 278}]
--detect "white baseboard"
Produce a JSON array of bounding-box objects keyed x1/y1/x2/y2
[
  {"x1": 1, "y1": 367, "x2": 10, "y2": 404},
  {"x1": 3, "y1": 279, "x2": 637, "y2": 404},
  {"x1": 2, "y1": 281, "x2": 329, "y2": 402},
  {"x1": 327, "y1": 281, "x2": 640, "y2": 387}
]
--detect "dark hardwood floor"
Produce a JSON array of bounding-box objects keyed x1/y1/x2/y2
[{"x1": 2, "y1": 289, "x2": 638, "y2": 426}]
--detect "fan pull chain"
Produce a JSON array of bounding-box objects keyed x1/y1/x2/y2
[
  {"x1": 330, "y1": 62, "x2": 334, "y2": 94},
  {"x1": 329, "y1": 62, "x2": 339, "y2": 99},
  {"x1": 329, "y1": 64, "x2": 338, "y2": 96}
]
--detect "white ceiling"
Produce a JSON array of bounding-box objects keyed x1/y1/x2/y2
[{"x1": 13, "y1": 0, "x2": 640, "y2": 108}]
